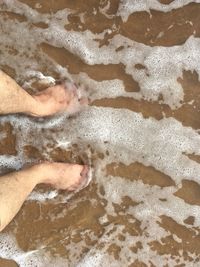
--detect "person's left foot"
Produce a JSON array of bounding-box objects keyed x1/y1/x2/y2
[
  {"x1": 36, "y1": 162, "x2": 90, "y2": 191},
  {"x1": 31, "y1": 82, "x2": 87, "y2": 117}
]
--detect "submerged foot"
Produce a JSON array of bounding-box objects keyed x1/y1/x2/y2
[
  {"x1": 31, "y1": 82, "x2": 87, "y2": 117},
  {"x1": 38, "y1": 162, "x2": 90, "y2": 191}
]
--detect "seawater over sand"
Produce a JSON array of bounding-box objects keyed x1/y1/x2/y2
[{"x1": 1, "y1": 0, "x2": 200, "y2": 266}]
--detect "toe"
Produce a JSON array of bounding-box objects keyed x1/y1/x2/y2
[
  {"x1": 77, "y1": 165, "x2": 91, "y2": 189},
  {"x1": 67, "y1": 165, "x2": 90, "y2": 192},
  {"x1": 79, "y1": 97, "x2": 88, "y2": 106},
  {"x1": 80, "y1": 165, "x2": 89, "y2": 178}
]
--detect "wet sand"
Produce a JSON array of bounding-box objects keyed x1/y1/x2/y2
[{"x1": 0, "y1": 0, "x2": 200, "y2": 266}]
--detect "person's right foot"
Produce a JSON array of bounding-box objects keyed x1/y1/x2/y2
[{"x1": 37, "y1": 162, "x2": 90, "y2": 191}]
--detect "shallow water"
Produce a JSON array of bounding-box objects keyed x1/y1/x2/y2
[{"x1": 0, "y1": 0, "x2": 200, "y2": 266}]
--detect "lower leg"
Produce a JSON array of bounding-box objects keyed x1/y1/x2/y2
[
  {"x1": 0, "y1": 162, "x2": 89, "y2": 232},
  {"x1": 0, "y1": 70, "x2": 87, "y2": 117},
  {"x1": 0, "y1": 72, "x2": 89, "y2": 231}
]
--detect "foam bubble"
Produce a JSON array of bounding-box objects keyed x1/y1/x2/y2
[
  {"x1": 117, "y1": 0, "x2": 200, "y2": 22},
  {"x1": 1, "y1": 106, "x2": 200, "y2": 184},
  {"x1": 2, "y1": 8, "x2": 200, "y2": 107},
  {"x1": 27, "y1": 190, "x2": 58, "y2": 201}
]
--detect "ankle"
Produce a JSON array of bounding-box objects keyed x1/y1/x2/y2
[
  {"x1": 22, "y1": 163, "x2": 50, "y2": 185},
  {"x1": 26, "y1": 97, "x2": 44, "y2": 117},
  {"x1": 31, "y1": 162, "x2": 57, "y2": 185}
]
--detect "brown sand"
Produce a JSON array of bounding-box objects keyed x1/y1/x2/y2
[{"x1": 0, "y1": 0, "x2": 200, "y2": 266}]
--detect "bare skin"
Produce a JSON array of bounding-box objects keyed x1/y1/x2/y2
[
  {"x1": 0, "y1": 70, "x2": 90, "y2": 232},
  {"x1": 0, "y1": 163, "x2": 89, "y2": 231},
  {"x1": 0, "y1": 70, "x2": 86, "y2": 116}
]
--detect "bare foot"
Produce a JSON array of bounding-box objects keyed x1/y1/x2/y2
[
  {"x1": 31, "y1": 82, "x2": 88, "y2": 117},
  {"x1": 38, "y1": 162, "x2": 90, "y2": 191}
]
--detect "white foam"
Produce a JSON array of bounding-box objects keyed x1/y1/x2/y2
[
  {"x1": 117, "y1": 0, "x2": 200, "y2": 22},
  {"x1": 102, "y1": 175, "x2": 200, "y2": 226},
  {"x1": 2, "y1": 9, "x2": 200, "y2": 107},
  {"x1": 1, "y1": 1, "x2": 200, "y2": 266},
  {"x1": 21, "y1": 0, "x2": 199, "y2": 100},
  {"x1": 27, "y1": 190, "x2": 58, "y2": 201},
  {"x1": 1, "y1": 106, "x2": 200, "y2": 196},
  {"x1": 0, "y1": 234, "x2": 70, "y2": 266}
]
